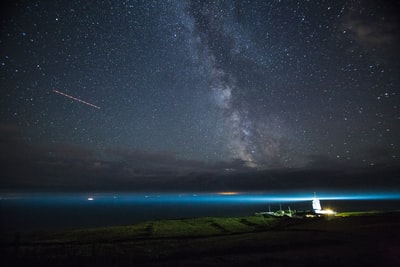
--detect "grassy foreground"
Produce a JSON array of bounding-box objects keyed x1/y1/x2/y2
[
  {"x1": 1, "y1": 212, "x2": 400, "y2": 266},
  {"x1": 32, "y1": 215, "x2": 280, "y2": 243}
]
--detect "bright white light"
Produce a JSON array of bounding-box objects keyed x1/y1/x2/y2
[
  {"x1": 315, "y1": 209, "x2": 336, "y2": 215},
  {"x1": 324, "y1": 209, "x2": 336, "y2": 214},
  {"x1": 87, "y1": 197, "x2": 94, "y2": 201}
]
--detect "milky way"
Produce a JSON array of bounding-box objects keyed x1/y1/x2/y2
[
  {"x1": 176, "y1": 0, "x2": 399, "y2": 168},
  {"x1": 0, "y1": 1, "x2": 399, "y2": 191}
]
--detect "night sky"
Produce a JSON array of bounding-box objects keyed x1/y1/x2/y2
[{"x1": 1, "y1": 1, "x2": 399, "y2": 192}]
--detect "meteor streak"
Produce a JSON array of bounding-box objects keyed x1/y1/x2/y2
[{"x1": 53, "y1": 90, "x2": 100, "y2": 109}]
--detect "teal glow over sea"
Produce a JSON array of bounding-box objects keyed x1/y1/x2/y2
[{"x1": 1, "y1": 192, "x2": 400, "y2": 234}]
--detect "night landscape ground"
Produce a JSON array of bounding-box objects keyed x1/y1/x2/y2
[{"x1": 1, "y1": 212, "x2": 400, "y2": 267}]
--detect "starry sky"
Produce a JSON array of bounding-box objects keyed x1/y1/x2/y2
[{"x1": 1, "y1": 0, "x2": 399, "y2": 192}]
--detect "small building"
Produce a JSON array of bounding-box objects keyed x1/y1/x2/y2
[{"x1": 256, "y1": 194, "x2": 336, "y2": 218}]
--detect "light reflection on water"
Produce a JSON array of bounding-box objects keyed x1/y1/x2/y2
[
  {"x1": 1, "y1": 191, "x2": 400, "y2": 234},
  {"x1": 2, "y1": 191, "x2": 400, "y2": 202}
]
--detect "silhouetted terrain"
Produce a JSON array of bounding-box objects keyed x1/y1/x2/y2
[{"x1": 1, "y1": 212, "x2": 399, "y2": 266}]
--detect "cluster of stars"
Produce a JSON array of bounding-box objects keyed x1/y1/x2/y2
[{"x1": 0, "y1": 0, "x2": 398, "y2": 173}]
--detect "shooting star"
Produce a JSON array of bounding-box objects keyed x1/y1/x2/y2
[{"x1": 53, "y1": 90, "x2": 100, "y2": 109}]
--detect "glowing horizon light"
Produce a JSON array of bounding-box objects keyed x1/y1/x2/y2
[
  {"x1": 1, "y1": 191, "x2": 400, "y2": 204},
  {"x1": 218, "y1": 192, "x2": 239, "y2": 195}
]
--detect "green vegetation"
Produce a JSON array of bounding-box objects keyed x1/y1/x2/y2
[
  {"x1": 336, "y1": 210, "x2": 383, "y2": 217},
  {"x1": 150, "y1": 218, "x2": 220, "y2": 237},
  {"x1": 3, "y1": 212, "x2": 400, "y2": 267},
  {"x1": 38, "y1": 223, "x2": 149, "y2": 243},
  {"x1": 17, "y1": 211, "x2": 394, "y2": 244},
  {"x1": 32, "y1": 215, "x2": 279, "y2": 243}
]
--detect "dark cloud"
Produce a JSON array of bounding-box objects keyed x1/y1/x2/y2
[
  {"x1": 0, "y1": 122, "x2": 398, "y2": 192},
  {"x1": 306, "y1": 154, "x2": 355, "y2": 169},
  {"x1": 106, "y1": 148, "x2": 206, "y2": 171},
  {"x1": 343, "y1": 18, "x2": 398, "y2": 47},
  {"x1": 340, "y1": 1, "x2": 400, "y2": 60},
  {"x1": 0, "y1": 123, "x2": 251, "y2": 191}
]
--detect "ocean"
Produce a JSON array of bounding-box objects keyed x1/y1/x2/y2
[{"x1": 1, "y1": 192, "x2": 400, "y2": 235}]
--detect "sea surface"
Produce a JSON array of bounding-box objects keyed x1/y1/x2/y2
[{"x1": 1, "y1": 192, "x2": 400, "y2": 235}]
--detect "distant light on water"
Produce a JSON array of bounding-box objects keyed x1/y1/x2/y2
[
  {"x1": 2, "y1": 191, "x2": 400, "y2": 233},
  {"x1": 218, "y1": 192, "x2": 239, "y2": 195},
  {"x1": 1, "y1": 191, "x2": 400, "y2": 203}
]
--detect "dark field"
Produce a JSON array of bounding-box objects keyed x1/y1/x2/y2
[{"x1": 1, "y1": 212, "x2": 400, "y2": 267}]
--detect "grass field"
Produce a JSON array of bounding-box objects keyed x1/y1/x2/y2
[
  {"x1": 25, "y1": 215, "x2": 281, "y2": 244},
  {"x1": 335, "y1": 210, "x2": 384, "y2": 217},
  {"x1": 1, "y1": 212, "x2": 400, "y2": 266}
]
